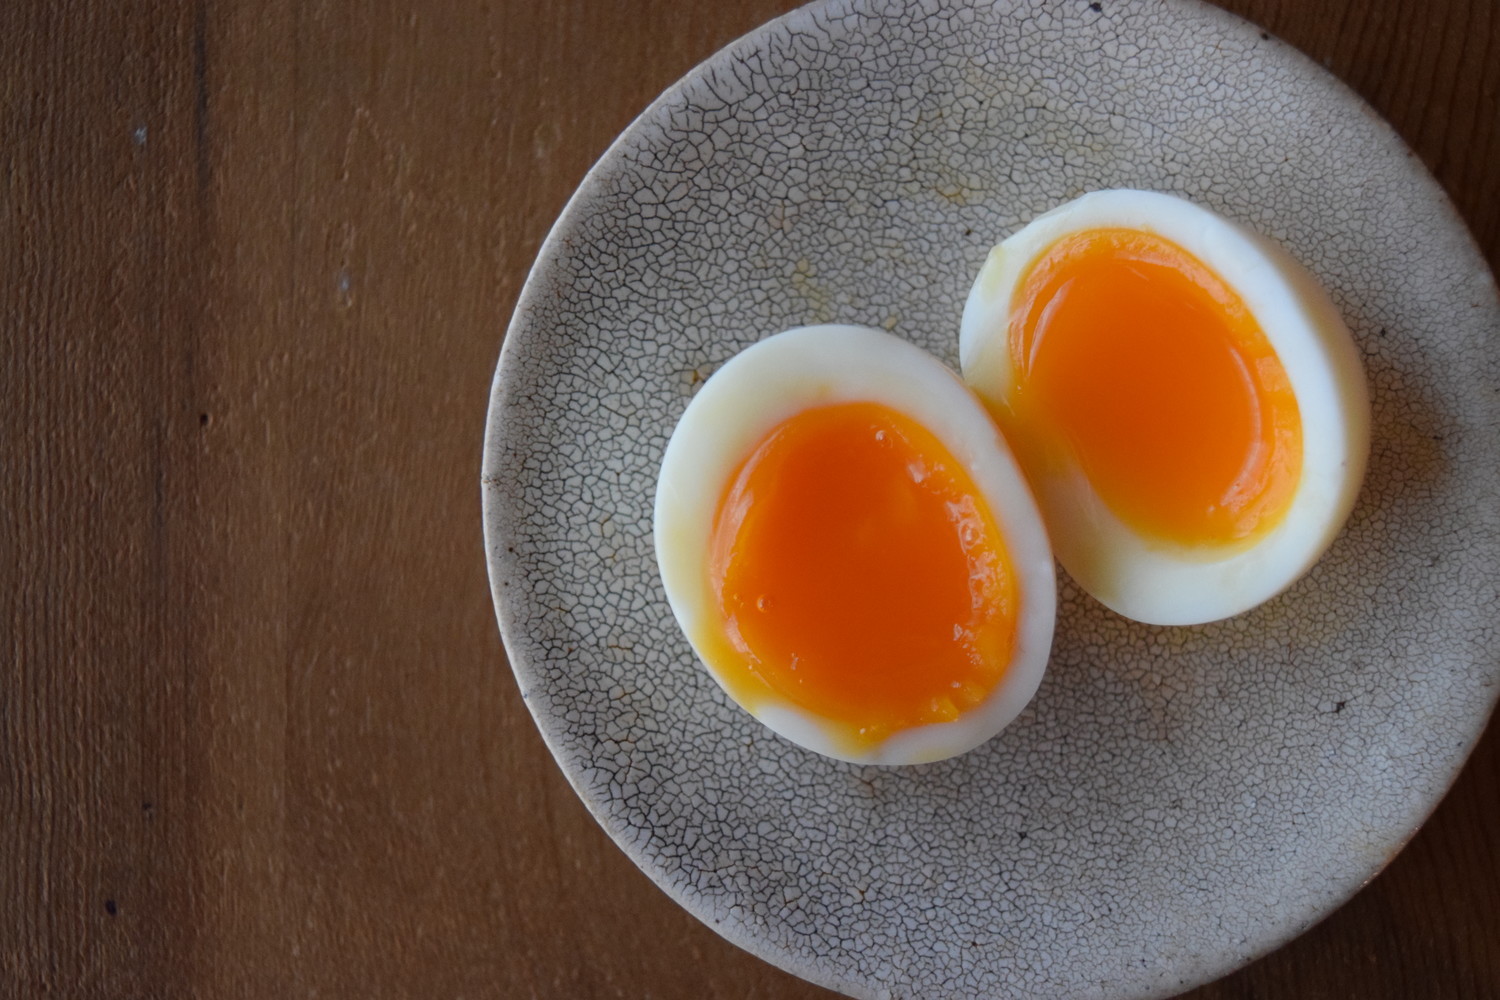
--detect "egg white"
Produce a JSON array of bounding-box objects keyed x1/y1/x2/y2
[
  {"x1": 654, "y1": 324, "x2": 1056, "y2": 764},
  {"x1": 960, "y1": 190, "x2": 1371, "y2": 626}
]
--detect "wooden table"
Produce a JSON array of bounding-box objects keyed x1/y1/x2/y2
[{"x1": 5, "y1": 1, "x2": 1496, "y2": 996}]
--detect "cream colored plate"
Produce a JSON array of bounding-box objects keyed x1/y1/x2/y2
[{"x1": 483, "y1": 0, "x2": 1500, "y2": 996}]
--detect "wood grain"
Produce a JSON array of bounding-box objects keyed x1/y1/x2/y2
[{"x1": 2, "y1": 0, "x2": 1495, "y2": 998}]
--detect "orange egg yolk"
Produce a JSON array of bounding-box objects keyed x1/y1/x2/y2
[
  {"x1": 1005, "y1": 228, "x2": 1302, "y2": 548},
  {"x1": 707, "y1": 401, "x2": 1018, "y2": 745}
]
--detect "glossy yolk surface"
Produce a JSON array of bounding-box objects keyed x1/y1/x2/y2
[
  {"x1": 708, "y1": 401, "x2": 1017, "y2": 744},
  {"x1": 1006, "y1": 228, "x2": 1302, "y2": 547}
]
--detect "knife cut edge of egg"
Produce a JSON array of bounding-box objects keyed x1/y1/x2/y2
[
  {"x1": 960, "y1": 189, "x2": 1371, "y2": 626},
  {"x1": 654, "y1": 325, "x2": 1057, "y2": 765}
]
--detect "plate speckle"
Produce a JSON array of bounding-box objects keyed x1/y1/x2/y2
[{"x1": 482, "y1": 0, "x2": 1500, "y2": 997}]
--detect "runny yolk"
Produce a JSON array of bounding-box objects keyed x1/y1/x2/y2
[
  {"x1": 707, "y1": 401, "x2": 1018, "y2": 746},
  {"x1": 1006, "y1": 228, "x2": 1302, "y2": 548}
]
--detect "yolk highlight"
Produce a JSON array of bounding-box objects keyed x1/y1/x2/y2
[
  {"x1": 708, "y1": 401, "x2": 1018, "y2": 744},
  {"x1": 1007, "y1": 228, "x2": 1302, "y2": 547}
]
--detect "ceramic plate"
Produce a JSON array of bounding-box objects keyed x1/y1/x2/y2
[{"x1": 482, "y1": 0, "x2": 1500, "y2": 996}]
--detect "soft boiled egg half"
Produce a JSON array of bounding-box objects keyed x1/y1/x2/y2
[
  {"x1": 654, "y1": 325, "x2": 1056, "y2": 764},
  {"x1": 961, "y1": 190, "x2": 1370, "y2": 626}
]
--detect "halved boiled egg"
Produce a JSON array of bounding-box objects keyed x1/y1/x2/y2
[
  {"x1": 961, "y1": 190, "x2": 1370, "y2": 626},
  {"x1": 655, "y1": 325, "x2": 1055, "y2": 764}
]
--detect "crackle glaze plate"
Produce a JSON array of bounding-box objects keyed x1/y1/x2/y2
[{"x1": 481, "y1": 0, "x2": 1500, "y2": 996}]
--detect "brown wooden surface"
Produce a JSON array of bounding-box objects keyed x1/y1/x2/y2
[{"x1": 4, "y1": 0, "x2": 1496, "y2": 997}]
